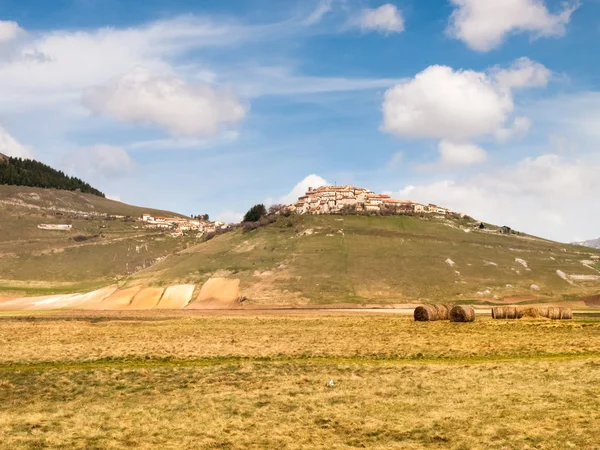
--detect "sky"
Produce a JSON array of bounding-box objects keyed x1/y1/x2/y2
[{"x1": 0, "y1": 0, "x2": 598, "y2": 243}]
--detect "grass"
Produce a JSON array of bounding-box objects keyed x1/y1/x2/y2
[
  {"x1": 0, "y1": 186, "x2": 195, "y2": 293},
  {"x1": 0, "y1": 313, "x2": 599, "y2": 449},
  {"x1": 129, "y1": 214, "x2": 600, "y2": 304}
]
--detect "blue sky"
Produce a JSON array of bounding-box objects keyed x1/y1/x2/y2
[{"x1": 0, "y1": 0, "x2": 599, "y2": 242}]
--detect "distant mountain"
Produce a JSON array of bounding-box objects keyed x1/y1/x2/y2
[
  {"x1": 574, "y1": 238, "x2": 600, "y2": 249},
  {"x1": 0, "y1": 154, "x2": 104, "y2": 197}
]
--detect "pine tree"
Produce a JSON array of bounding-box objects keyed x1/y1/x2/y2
[{"x1": 0, "y1": 156, "x2": 105, "y2": 197}]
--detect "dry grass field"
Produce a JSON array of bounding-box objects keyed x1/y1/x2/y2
[{"x1": 1, "y1": 312, "x2": 599, "y2": 449}]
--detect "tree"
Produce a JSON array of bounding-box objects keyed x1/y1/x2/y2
[
  {"x1": 243, "y1": 204, "x2": 266, "y2": 222},
  {"x1": 0, "y1": 156, "x2": 104, "y2": 197}
]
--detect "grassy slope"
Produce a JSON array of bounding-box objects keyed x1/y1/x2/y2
[
  {"x1": 129, "y1": 214, "x2": 600, "y2": 304},
  {"x1": 0, "y1": 314, "x2": 599, "y2": 449},
  {"x1": 0, "y1": 186, "x2": 193, "y2": 295}
]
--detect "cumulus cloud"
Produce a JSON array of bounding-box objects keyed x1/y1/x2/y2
[
  {"x1": 397, "y1": 154, "x2": 600, "y2": 242},
  {"x1": 438, "y1": 140, "x2": 487, "y2": 167},
  {"x1": 383, "y1": 65, "x2": 513, "y2": 141},
  {"x1": 359, "y1": 4, "x2": 405, "y2": 34},
  {"x1": 67, "y1": 144, "x2": 135, "y2": 179},
  {"x1": 0, "y1": 20, "x2": 22, "y2": 43},
  {"x1": 492, "y1": 57, "x2": 551, "y2": 89},
  {"x1": 382, "y1": 60, "x2": 550, "y2": 165},
  {"x1": 0, "y1": 126, "x2": 33, "y2": 158},
  {"x1": 448, "y1": 0, "x2": 580, "y2": 52},
  {"x1": 83, "y1": 68, "x2": 247, "y2": 137},
  {"x1": 278, "y1": 174, "x2": 329, "y2": 205}
]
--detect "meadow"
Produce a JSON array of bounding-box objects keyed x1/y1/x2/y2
[{"x1": 1, "y1": 312, "x2": 599, "y2": 449}]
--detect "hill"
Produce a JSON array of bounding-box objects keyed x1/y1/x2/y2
[
  {"x1": 0, "y1": 185, "x2": 192, "y2": 295},
  {"x1": 125, "y1": 213, "x2": 600, "y2": 305},
  {"x1": 0, "y1": 154, "x2": 104, "y2": 197}
]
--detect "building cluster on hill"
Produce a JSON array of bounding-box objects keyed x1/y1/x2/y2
[
  {"x1": 291, "y1": 185, "x2": 452, "y2": 216},
  {"x1": 141, "y1": 214, "x2": 226, "y2": 237}
]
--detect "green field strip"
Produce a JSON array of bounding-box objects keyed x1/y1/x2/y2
[{"x1": 2, "y1": 351, "x2": 599, "y2": 373}]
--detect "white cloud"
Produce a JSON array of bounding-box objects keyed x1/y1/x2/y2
[
  {"x1": 359, "y1": 4, "x2": 405, "y2": 34},
  {"x1": 495, "y1": 116, "x2": 532, "y2": 142},
  {"x1": 448, "y1": 0, "x2": 580, "y2": 52},
  {"x1": 83, "y1": 68, "x2": 247, "y2": 137},
  {"x1": 279, "y1": 174, "x2": 329, "y2": 205},
  {"x1": 127, "y1": 131, "x2": 239, "y2": 151},
  {"x1": 232, "y1": 65, "x2": 400, "y2": 98},
  {"x1": 386, "y1": 151, "x2": 404, "y2": 169},
  {"x1": 0, "y1": 20, "x2": 22, "y2": 43},
  {"x1": 396, "y1": 154, "x2": 600, "y2": 242},
  {"x1": 217, "y1": 210, "x2": 244, "y2": 224},
  {"x1": 0, "y1": 126, "x2": 33, "y2": 158},
  {"x1": 0, "y1": 14, "x2": 295, "y2": 113},
  {"x1": 305, "y1": 0, "x2": 334, "y2": 25},
  {"x1": 382, "y1": 65, "x2": 513, "y2": 141},
  {"x1": 67, "y1": 144, "x2": 135, "y2": 179},
  {"x1": 438, "y1": 140, "x2": 487, "y2": 167},
  {"x1": 492, "y1": 57, "x2": 551, "y2": 89},
  {"x1": 382, "y1": 60, "x2": 550, "y2": 165}
]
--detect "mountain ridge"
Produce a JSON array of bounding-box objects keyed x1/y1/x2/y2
[{"x1": 574, "y1": 238, "x2": 600, "y2": 249}]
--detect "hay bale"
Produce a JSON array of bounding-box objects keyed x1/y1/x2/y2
[
  {"x1": 491, "y1": 306, "x2": 523, "y2": 319},
  {"x1": 434, "y1": 304, "x2": 453, "y2": 320},
  {"x1": 414, "y1": 304, "x2": 453, "y2": 321},
  {"x1": 414, "y1": 305, "x2": 438, "y2": 321},
  {"x1": 538, "y1": 306, "x2": 572, "y2": 320},
  {"x1": 559, "y1": 307, "x2": 573, "y2": 320},
  {"x1": 450, "y1": 305, "x2": 476, "y2": 322},
  {"x1": 508, "y1": 306, "x2": 523, "y2": 319},
  {"x1": 491, "y1": 306, "x2": 506, "y2": 319},
  {"x1": 520, "y1": 307, "x2": 540, "y2": 318},
  {"x1": 547, "y1": 307, "x2": 562, "y2": 320}
]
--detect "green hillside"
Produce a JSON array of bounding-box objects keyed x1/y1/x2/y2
[
  {"x1": 127, "y1": 214, "x2": 600, "y2": 305},
  {"x1": 0, "y1": 185, "x2": 193, "y2": 295},
  {"x1": 0, "y1": 155, "x2": 104, "y2": 197}
]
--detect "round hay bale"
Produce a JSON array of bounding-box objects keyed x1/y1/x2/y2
[
  {"x1": 538, "y1": 307, "x2": 550, "y2": 318},
  {"x1": 508, "y1": 306, "x2": 524, "y2": 319},
  {"x1": 521, "y1": 307, "x2": 540, "y2": 318},
  {"x1": 547, "y1": 307, "x2": 562, "y2": 320},
  {"x1": 434, "y1": 304, "x2": 453, "y2": 320},
  {"x1": 491, "y1": 306, "x2": 506, "y2": 319},
  {"x1": 559, "y1": 307, "x2": 573, "y2": 320},
  {"x1": 414, "y1": 305, "x2": 439, "y2": 321},
  {"x1": 491, "y1": 306, "x2": 523, "y2": 319},
  {"x1": 414, "y1": 304, "x2": 454, "y2": 321},
  {"x1": 449, "y1": 305, "x2": 476, "y2": 322}
]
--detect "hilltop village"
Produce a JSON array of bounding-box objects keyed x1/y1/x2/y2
[
  {"x1": 38, "y1": 212, "x2": 227, "y2": 238},
  {"x1": 291, "y1": 185, "x2": 452, "y2": 215},
  {"x1": 141, "y1": 214, "x2": 227, "y2": 237}
]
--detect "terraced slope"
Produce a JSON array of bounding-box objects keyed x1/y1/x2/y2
[{"x1": 127, "y1": 214, "x2": 600, "y2": 305}]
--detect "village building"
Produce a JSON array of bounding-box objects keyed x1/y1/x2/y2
[
  {"x1": 289, "y1": 185, "x2": 452, "y2": 216},
  {"x1": 140, "y1": 214, "x2": 228, "y2": 236}
]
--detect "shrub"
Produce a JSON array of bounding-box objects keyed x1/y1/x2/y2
[{"x1": 243, "y1": 204, "x2": 266, "y2": 222}]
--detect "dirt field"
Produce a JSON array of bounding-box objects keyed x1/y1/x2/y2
[{"x1": 0, "y1": 311, "x2": 599, "y2": 449}]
